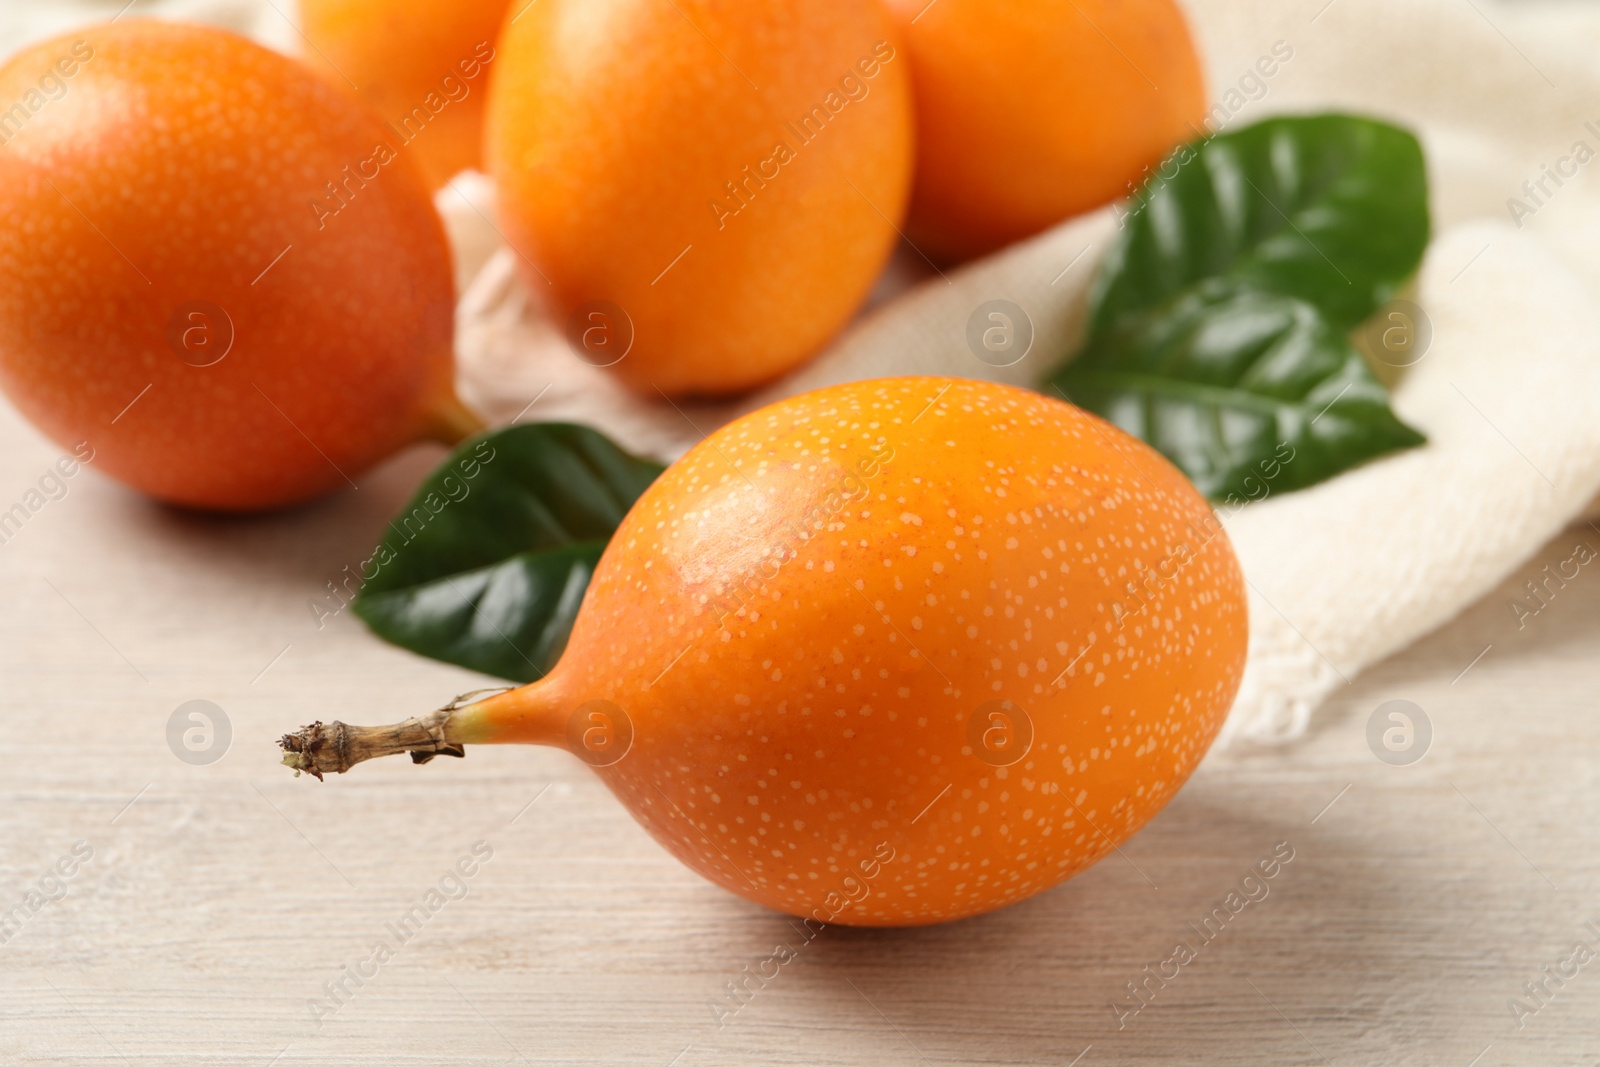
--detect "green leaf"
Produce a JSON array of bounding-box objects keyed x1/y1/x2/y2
[
  {"x1": 1050, "y1": 113, "x2": 1430, "y2": 500},
  {"x1": 1090, "y1": 113, "x2": 1430, "y2": 338},
  {"x1": 353, "y1": 423, "x2": 664, "y2": 682},
  {"x1": 1052, "y1": 288, "x2": 1424, "y2": 500}
]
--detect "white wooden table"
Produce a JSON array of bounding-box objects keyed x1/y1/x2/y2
[{"x1": 1, "y1": 387, "x2": 1597, "y2": 1067}]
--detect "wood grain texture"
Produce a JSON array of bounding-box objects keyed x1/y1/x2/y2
[{"x1": 1, "y1": 394, "x2": 1597, "y2": 1067}]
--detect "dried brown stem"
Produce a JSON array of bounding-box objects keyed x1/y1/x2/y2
[{"x1": 279, "y1": 708, "x2": 464, "y2": 780}]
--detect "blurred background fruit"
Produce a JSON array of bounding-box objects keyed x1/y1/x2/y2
[
  {"x1": 299, "y1": 0, "x2": 511, "y2": 188},
  {"x1": 0, "y1": 21, "x2": 473, "y2": 511},
  {"x1": 884, "y1": 0, "x2": 1207, "y2": 262},
  {"x1": 486, "y1": 0, "x2": 914, "y2": 397}
]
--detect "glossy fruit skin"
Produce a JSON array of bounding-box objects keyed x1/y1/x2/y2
[
  {"x1": 485, "y1": 0, "x2": 914, "y2": 396},
  {"x1": 500, "y1": 378, "x2": 1247, "y2": 925},
  {"x1": 0, "y1": 22, "x2": 459, "y2": 511},
  {"x1": 883, "y1": 0, "x2": 1207, "y2": 262},
  {"x1": 300, "y1": 0, "x2": 510, "y2": 188}
]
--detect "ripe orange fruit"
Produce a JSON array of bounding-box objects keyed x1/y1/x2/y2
[
  {"x1": 284, "y1": 378, "x2": 1249, "y2": 926},
  {"x1": 0, "y1": 22, "x2": 476, "y2": 511},
  {"x1": 299, "y1": 0, "x2": 510, "y2": 189},
  {"x1": 883, "y1": 0, "x2": 1207, "y2": 262},
  {"x1": 485, "y1": 0, "x2": 914, "y2": 396}
]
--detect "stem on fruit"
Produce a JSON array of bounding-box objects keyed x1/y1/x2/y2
[
  {"x1": 279, "y1": 709, "x2": 463, "y2": 779},
  {"x1": 279, "y1": 686, "x2": 556, "y2": 780},
  {"x1": 420, "y1": 390, "x2": 489, "y2": 446}
]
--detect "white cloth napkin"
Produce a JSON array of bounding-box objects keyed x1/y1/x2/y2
[{"x1": 14, "y1": 0, "x2": 1600, "y2": 743}]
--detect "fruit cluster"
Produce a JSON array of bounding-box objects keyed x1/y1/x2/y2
[
  {"x1": 0, "y1": 0, "x2": 1205, "y2": 510},
  {"x1": 0, "y1": 4, "x2": 1269, "y2": 927}
]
